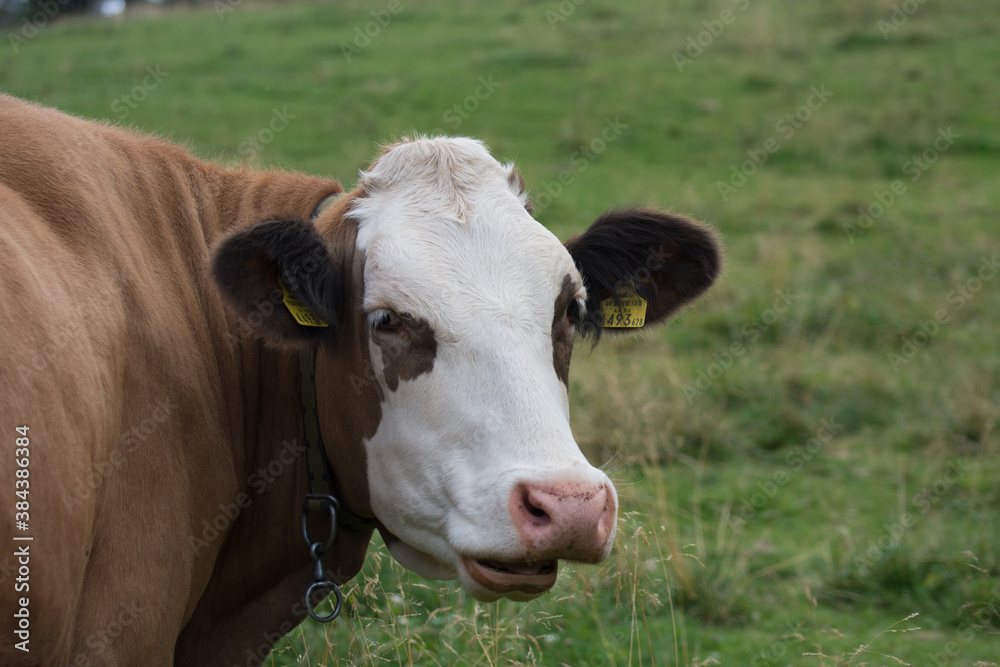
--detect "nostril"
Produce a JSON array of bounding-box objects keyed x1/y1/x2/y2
[
  {"x1": 521, "y1": 487, "x2": 551, "y2": 527},
  {"x1": 511, "y1": 480, "x2": 617, "y2": 563}
]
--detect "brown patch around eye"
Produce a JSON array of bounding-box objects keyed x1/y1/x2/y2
[
  {"x1": 552, "y1": 274, "x2": 579, "y2": 386},
  {"x1": 373, "y1": 315, "x2": 437, "y2": 392}
]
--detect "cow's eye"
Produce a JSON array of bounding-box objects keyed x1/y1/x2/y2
[
  {"x1": 567, "y1": 298, "x2": 587, "y2": 326},
  {"x1": 369, "y1": 309, "x2": 404, "y2": 334}
]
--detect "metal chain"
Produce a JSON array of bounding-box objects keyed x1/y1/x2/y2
[{"x1": 301, "y1": 494, "x2": 343, "y2": 622}]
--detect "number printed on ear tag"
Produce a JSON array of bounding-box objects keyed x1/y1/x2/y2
[
  {"x1": 600, "y1": 284, "x2": 647, "y2": 328},
  {"x1": 279, "y1": 279, "x2": 329, "y2": 327}
]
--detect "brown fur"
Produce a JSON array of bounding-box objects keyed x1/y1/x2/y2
[
  {"x1": 551, "y1": 274, "x2": 580, "y2": 386},
  {"x1": 374, "y1": 315, "x2": 438, "y2": 392},
  {"x1": 0, "y1": 95, "x2": 365, "y2": 666}
]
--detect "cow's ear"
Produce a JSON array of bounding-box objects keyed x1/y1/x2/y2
[
  {"x1": 211, "y1": 220, "x2": 342, "y2": 347},
  {"x1": 564, "y1": 207, "x2": 721, "y2": 338}
]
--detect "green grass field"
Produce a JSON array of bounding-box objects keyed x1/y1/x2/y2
[{"x1": 3, "y1": 0, "x2": 999, "y2": 663}]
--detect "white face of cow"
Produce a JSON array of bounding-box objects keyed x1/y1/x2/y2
[
  {"x1": 348, "y1": 138, "x2": 613, "y2": 600},
  {"x1": 212, "y1": 136, "x2": 720, "y2": 602}
]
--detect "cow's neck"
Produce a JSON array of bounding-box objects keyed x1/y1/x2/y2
[
  {"x1": 234, "y1": 337, "x2": 375, "y2": 584},
  {"x1": 209, "y1": 171, "x2": 375, "y2": 583},
  {"x1": 217, "y1": 173, "x2": 377, "y2": 596},
  {"x1": 177, "y1": 170, "x2": 374, "y2": 662},
  {"x1": 199, "y1": 321, "x2": 376, "y2": 651}
]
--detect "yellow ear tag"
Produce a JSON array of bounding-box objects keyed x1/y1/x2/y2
[
  {"x1": 600, "y1": 284, "x2": 647, "y2": 328},
  {"x1": 279, "y1": 279, "x2": 329, "y2": 328}
]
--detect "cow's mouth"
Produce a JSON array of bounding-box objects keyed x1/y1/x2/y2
[
  {"x1": 379, "y1": 527, "x2": 559, "y2": 599},
  {"x1": 462, "y1": 556, "x2": 558, "y2": 596}
]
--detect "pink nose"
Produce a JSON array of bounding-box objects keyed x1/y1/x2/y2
[{"x1": 510, "y1": 481, "x2": 617, "y2": 563}]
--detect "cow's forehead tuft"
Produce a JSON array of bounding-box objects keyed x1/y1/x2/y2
[
  {"x1": 353, "y1": 136, "x2": 509, "y2": 225},
  {"x1": 351, "y1": 137, "x2": 570, "y2": 270}
]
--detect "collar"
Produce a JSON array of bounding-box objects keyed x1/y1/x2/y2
[
  {"x1": 297, "y1": 347, "x2": 376, "y2": 533},
  {"x1": 297, "y1": 191, "x2": 374, "y2": 623},
  {"x1": 300, "y1": 190, "x2": 374, "y2": 533}
]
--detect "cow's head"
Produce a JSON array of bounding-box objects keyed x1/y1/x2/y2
[{"x1": 212, "y1": 137, "x2": 720, "y2": 601}]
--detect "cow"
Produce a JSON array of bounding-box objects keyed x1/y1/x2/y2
[{"x1": 0, "y1": 94, "x2": 721, "y2": 666}]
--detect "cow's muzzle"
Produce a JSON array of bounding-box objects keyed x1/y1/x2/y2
[
  {"x1": 458, "y1": 478, "x2": 617, "y2": 601},
  {"x1": 510, "y1": 480, "x2": 617, "y2": 562}
]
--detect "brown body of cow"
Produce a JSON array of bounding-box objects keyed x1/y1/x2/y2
[
  {"x1": 0, "y1": 95, "x2": 720, "y2": 665},
  {"x1": 0, "y1": 95, "x2": 361, "y2": 665}
]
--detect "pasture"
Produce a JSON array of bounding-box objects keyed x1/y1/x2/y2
[{"x1": 2, "y1": 0, "x2": 998, "y2": 663}]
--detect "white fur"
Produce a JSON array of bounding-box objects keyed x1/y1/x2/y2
[{"x1": 349, "y1": 138, "x2": 616, "y2": 597}]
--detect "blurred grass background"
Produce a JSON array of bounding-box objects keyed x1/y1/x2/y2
[{"x1": 2, "y1": 0, "x2": 998, "y2": 663}]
